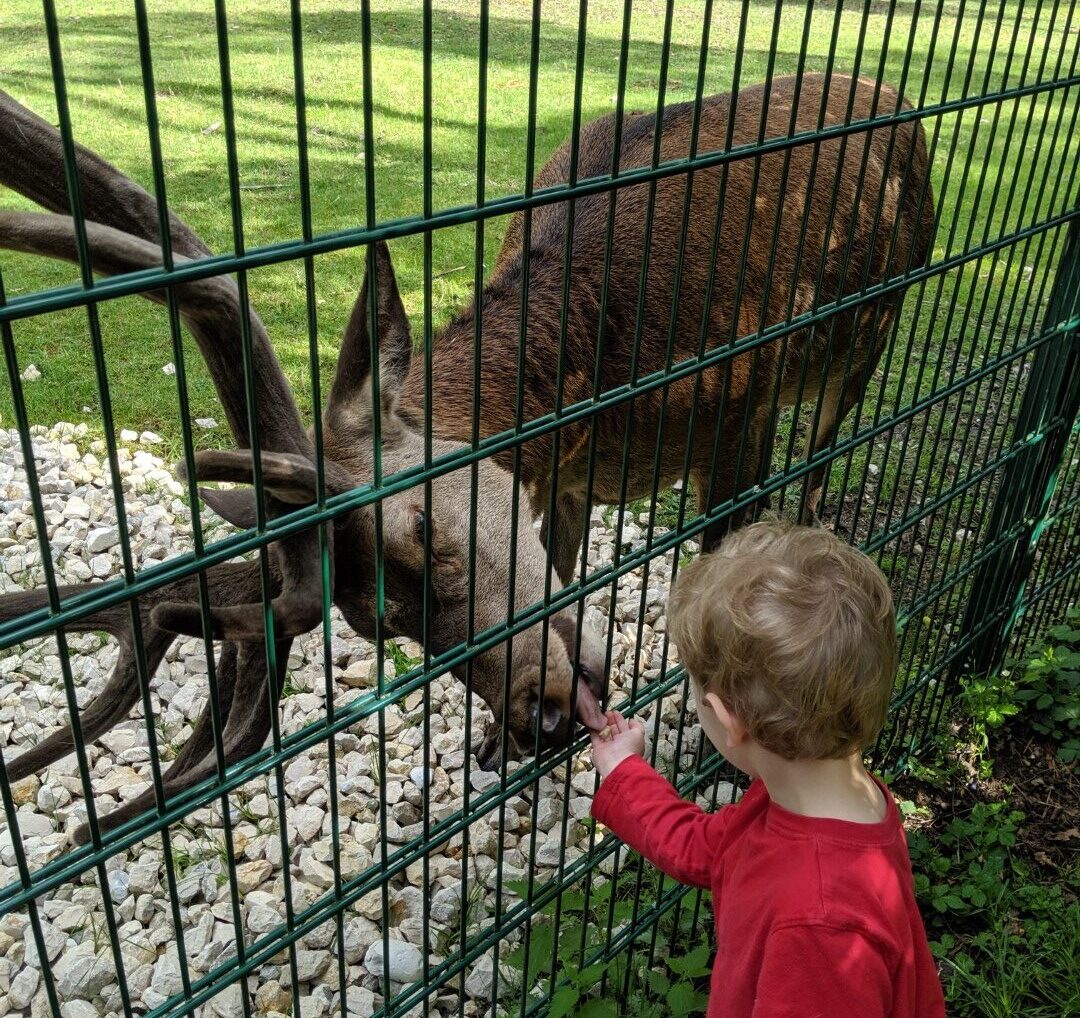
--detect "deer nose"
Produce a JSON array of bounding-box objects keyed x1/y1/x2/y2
[{"x1": 527, "y1": 695, "x2": 573, "y2": 747}]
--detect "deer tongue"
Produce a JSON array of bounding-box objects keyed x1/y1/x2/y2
[{"x1": 575, "y1": 679, "x2": 607, "y2": 731}]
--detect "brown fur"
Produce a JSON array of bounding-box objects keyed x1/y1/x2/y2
[
  {"x1": 402, "y1": 74, "x2": 934, "y2": 577},
  {"x1": 0, "y1": 91, "x2": 608, "y2": 843},
  {"x1": 0, "y1": 73, "x2": 931, "y2": 840}
]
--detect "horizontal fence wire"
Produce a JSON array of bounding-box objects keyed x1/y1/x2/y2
[{"x1": 0, "y1": 1, "x2": 1079, "y2": 1017}]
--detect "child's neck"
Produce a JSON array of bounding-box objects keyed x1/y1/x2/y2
[{"x1": 754, "y1": 752, "x2": 886, "y2": 824}]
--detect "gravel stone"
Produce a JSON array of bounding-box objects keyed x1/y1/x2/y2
[
  {"x1": 9, "y1": 965, "x2": 40, "y2": 1008},
  {"x1": 294, "y1": 948, "x2": 330, "y2": 983},
  {"x1": 60, "y1": 1002, "x2": 99, "y2": 1018},
  {"x1": 0, "y1": 424, "x2": 699, "y2": 1017},
  {"x1": 235, "y1": 860, "x2": 273, "y2": 894},
  {"x1": 108, "y1": 870, "x2": 130, "y2": 903},
  {"x1": 86, "y1": 526, "x2": 119, "y2": 553},
  {"x1": 150, "y1": 947, "x2": 183, "y2": 996},
  {"x1": 363, "y1": 939, "x2": 423, "y2": 984},
  {"x1": 24, "y1": 920, "x2": 65, "y2": 967},
  {"x1": 53, "y1": 949, "x2": 114, "y2": 1000}
]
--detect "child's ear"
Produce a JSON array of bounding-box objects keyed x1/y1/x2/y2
[{"x1": 702, "y1": 691, "x2": 750, "y2": 746}]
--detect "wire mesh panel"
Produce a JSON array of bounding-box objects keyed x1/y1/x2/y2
[{"x1": 0, "y1": 1, "x2": 1078, "y2": 1017}]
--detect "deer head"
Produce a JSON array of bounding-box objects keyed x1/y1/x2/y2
[{"x1": 0, "y1": 90, "x2": 607, "y2": 844}]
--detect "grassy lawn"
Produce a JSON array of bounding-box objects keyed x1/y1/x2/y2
[{"x1": 1, "y1": 0, "x2": 1075, "y2": 461}]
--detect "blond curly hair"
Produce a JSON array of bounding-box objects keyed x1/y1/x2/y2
[{"x1": 669, "y1": 521, "x2": 897, "y2": 760}]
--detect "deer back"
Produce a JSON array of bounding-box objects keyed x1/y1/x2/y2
[{"x1": 414, "y1": 74, "x2": 934, "y2": 500}]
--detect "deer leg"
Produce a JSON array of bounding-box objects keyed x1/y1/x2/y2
[
  {"x1": 746, "y1": 406, "x2": 775, "y2": 523},
  {"x1": 800, "y1": 374, "x2": 844, "y2": 525},
  {"x1": 801, "y1": 307, "x2": 893, "y2": 523},
  {"x1": 695, "y1": 401, "x2": 775, "y2": 552},
  {"x1": 540, "y1": 492, "x2": 588, "y2": 586}
]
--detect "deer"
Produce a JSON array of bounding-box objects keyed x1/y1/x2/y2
[
  {"x1": 0, "y1": 71, "x2": 932, "y2": 843},
  {"x1": 390, "y1": 72, "x2": 934, "y2": 584},
  {"x1": 0, "y1": 90, "x2": 609, "y2": 843}
]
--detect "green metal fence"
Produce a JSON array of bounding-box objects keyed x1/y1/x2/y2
[{"x1": 0, "y1": 1, "x2": 1079, "y2": 1016}]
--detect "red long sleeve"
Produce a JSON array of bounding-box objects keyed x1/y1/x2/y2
[
  {"x1": 590, "y1": 756, "x2": 944, "y2": 1018},
  {"x1": 591, "y1": 754, "x2": 732, "y2": 888}
]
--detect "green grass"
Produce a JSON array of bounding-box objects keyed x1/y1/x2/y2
[{"x1": 1, "y1": 0, "x2": 1075, "y2": 461}]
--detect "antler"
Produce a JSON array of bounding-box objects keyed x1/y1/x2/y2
[{"x1": 0, "y1": 89, "x2": 349, "y2": 840}]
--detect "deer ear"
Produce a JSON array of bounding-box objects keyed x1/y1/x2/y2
[
  {"x1": 327, "y1": 241, "x2": 412, "y2": 422},
  {"x1": 200, "y1": 487, "x2": 258, "y2": 529}
]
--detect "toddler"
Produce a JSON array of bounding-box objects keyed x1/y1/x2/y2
[{"x1": 589, "y1": 522, "x2": 945, "y2": 1017}]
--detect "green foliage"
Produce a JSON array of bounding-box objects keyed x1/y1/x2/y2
[
  {"x1": 934, "y1": 864, "x2": 1080, "y2": 1018},
  {"x1": 908, "y1": 609, "x2": 1080, "y2": 1016},
  {"x1": 959, "y1": 673, "x2": 1021, "y2": 777},
  {"x1": 504, "y1": 865, "x2": 711, "y2": 1018},
  {"x1": 385, "y1": 639, "x2": 423, "y2": 677},
  {"x1": 957, "y1": 605, "x2": 1080, "y2": 768},
  {"x1": 1011, "y1": 609, "x2": 1080, "y2": 764},
  {"x1": 908, "y1": 802, "x2": 1024, "y2": 923}
]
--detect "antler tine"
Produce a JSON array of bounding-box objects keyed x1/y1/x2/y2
[
  {"x1": 152, "y1": 447, "x2": 355, "y2": 642},
  {"x1": 72, "y1": 637, "x2": 289, "y2": 845},
  {"x1": 0, "y1": 210, "x2": 307, "y2": 456},
  {"x1": 2, "y1": 586, "x2": 174, "y2": 783},
  {"x1": 0, "y1": 89, "x2": 210, "y2": 262},
  {"x1": 184, "y1": 449, "x2": 355, "y2": 505},
  {"x1": 0, "y1": 560, "x2": 265, "y2": 783}
]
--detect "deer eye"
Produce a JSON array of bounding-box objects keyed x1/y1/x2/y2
[{"x1": 413, "y1": 508, "x2": 427, "y2": 545}]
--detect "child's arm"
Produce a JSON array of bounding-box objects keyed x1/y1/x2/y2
[
  {"x1": 752, "y1": 924, "x2": 891, "y2": 1017},
  {"x1": 589, "y1": 711, "x2": 732, "y2": 890}
]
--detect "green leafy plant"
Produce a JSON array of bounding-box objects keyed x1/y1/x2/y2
[
  {"x1": 907, "y1": 802, "x2": 1023, "y2": 924},
  {"x1": 504, "y1": 866, "x2": 711, "y2": 1018},
  {"x1": 384, "y1": 639, "x2": 422, "y2": 677},
  {"x1": 959, "y1": 673, "x2": 1021, "y2": 777},
  {"x1": 1012, "y1": 611, "x2": 1080, "y2": 764},
  {"x1": 934, "y1": 863, "x2": 1080, "y2": 1018}
]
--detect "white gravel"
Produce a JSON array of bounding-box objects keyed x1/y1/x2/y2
[{"x1": 0, "y1": 424, "x2": 732, "y2": 1017}]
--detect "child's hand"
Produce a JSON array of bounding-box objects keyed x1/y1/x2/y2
[{"x1": 590, "y1": 710, "x2": 646, "y2": 778}]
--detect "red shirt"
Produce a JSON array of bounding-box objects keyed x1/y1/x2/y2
[{"x1": 591, "y1": 755, "x2": 945, "y2": 1018}]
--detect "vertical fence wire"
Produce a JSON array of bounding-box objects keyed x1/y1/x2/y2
[{"x1": 0, "y1": 1, "x2": 1079, "y2": 1016}]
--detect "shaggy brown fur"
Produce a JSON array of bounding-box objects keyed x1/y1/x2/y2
[{"x1": 402, "y1": 74, "x2": 934, "y2": 577}]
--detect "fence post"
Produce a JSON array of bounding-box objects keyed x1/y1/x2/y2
[{"x1": 955, "y1": 213, "x2": 1080, "y2": 681}]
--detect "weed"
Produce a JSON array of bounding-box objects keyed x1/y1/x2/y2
[
  {"x1": 935, "y1": 863, "x2": 1080, "y2": 1018},
  {"x1": 232, "y1": 789, "x2": 264, "y2": 827},
  {"x1": 385, "y1": 640, "x2": 422, "y2": 677},
  {"x1": 908, "y1": 801, "x2": 1024, "y2": 923},
  {"x1": 154, "y1": 716, "x2": 185, "y2": 762},
  {"x1": 503, "y1": 864, "x2": 710, "y2": 1017},
  {"x1": 1011, "y1": 608, "x2": 1080, "y2": 764},
  {"x1": 959, "y1": 673, "x2": 1021, "y2": 777},
  {"x1": 435, "y1": 881, "x2": 487, "y2": 958}
]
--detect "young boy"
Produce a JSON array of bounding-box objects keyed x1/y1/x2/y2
[{"x1": 589, "y1": 521, "x2": 945, "y2": 1017}]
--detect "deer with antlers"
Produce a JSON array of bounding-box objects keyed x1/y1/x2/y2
[
  {"x1": 0, "y1": 91, "x2": 610, "y2": 843},
  {"x1": 0, "y1": 71, "x2": 931, "y2": 843}
]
